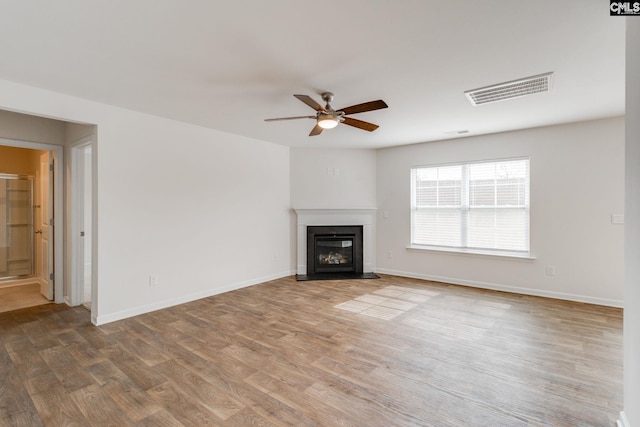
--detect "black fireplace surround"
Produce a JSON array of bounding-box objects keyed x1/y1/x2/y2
[
  {"x1": 307, "y1": 225, "x2": 363, "y2": 275},
  {"x1": 296, "y1": 225, "x2": 378, "y2": 281}
]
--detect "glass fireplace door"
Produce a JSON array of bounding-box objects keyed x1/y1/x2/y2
[{"x1": 315, "y1": 236, "x2": 355, "y2": 273}]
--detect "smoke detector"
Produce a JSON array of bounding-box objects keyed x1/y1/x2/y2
[{"x1": 464, "y1": 72, "x2": 553, "y2": 106}]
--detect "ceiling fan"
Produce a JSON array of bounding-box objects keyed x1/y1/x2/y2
[{"x1": 264, "y1": 92, "x2": 388, "y2": 136}]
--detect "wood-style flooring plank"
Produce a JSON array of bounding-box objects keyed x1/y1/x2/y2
[
  {"x1": 98, "y1": 343, "x2": 168, "y2": 391},
  {"x1": 26, "y1": 376, "x2": 89, "y2": 427},
  {"x1": 145, "y1": 381, "x2": 223, "y2": 426},
  {"x1": 153, "y1": 358, "x2": 245, "y2": 421},
  {"x1": 0, "y1": 347, "x2": 43, "y2": 424},
  {"x1": 69, "y1": 383, "x2": 137, "y2": 426}
]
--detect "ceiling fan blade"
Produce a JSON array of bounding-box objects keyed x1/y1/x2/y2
[
  {"x1": 309, "y1": 124, "x2": 324, "y2": 136},
  {"x1": 342, "y1": 117, "x2": 380, "y2": 132},
  {"x1": 338, "y1": 99, "x2": 388, "y2": 115},
  {"x1": 294, "y1": 94, "x2": 326, "y2": 112},
  {"x1": 264, "y1": 115, "x2": 315, "y2": 122}
]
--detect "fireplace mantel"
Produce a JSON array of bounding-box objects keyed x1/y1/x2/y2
[{"x1": 294, "y1": 208, "x2": 376, "y2": 275}]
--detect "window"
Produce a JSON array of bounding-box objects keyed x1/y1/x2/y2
[{"x1": 411, "y1": 158, "x2": 529, "y2": 254}]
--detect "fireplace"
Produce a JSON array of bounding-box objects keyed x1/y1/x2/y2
[
  {"x1": 307, "y1": 226, "x2": 363, "y2": 275},
  {"x1": 294, "y1": 209, "x2": 378, "y2": 280}
]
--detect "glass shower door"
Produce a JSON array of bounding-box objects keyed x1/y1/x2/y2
[{"x1": 0, "y1": 175, "x2": 34, "y2": 279}]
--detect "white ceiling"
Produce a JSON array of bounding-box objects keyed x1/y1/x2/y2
[{"x1": 0, "y1": 1, "x2": 625, "y2": 149}]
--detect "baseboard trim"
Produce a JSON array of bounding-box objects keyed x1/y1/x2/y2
[
  {"x1": 94, "y1": 270, "x2": 295, "y2": 325},
  {"x1": 617, "y1": 411, "x2": 631, "y2": 427},
  {"x1": 375, "y1": 268, "x2": 623, "y2": 308}
]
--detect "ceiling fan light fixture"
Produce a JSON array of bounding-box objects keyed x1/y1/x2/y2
[{"x1": 317, "y1": 115, "x2": 339, "y2": 129}]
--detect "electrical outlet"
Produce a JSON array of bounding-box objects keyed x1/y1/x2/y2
[
  {"x1": 149, "y1": 275, "x2": 158, "y2": 286},
  {"x1": 545, "y1": 266, "x2": 556, "y2": 276},
  {"x1": 386, "y1": 251, "x2": 393, "y2": 259}
]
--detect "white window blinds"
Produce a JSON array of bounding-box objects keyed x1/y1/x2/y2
[{"x1": 411, "y1": 158, "x2": 529, "y2": 253}]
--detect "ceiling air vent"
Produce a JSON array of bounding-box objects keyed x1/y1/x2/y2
[{"x1": 464, "y1": 72, "x2": 553, "y2": 106}]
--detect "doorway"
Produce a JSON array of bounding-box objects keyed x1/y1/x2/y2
[
  {"x1": 0, "y1": 108, "x2": 96, "y2": 317},
  {"x1": 0, "y1": 139, "x2": 63, "y2": 305}
]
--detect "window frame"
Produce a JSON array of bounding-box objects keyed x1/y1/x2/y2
[{"x1": 410, "y1": 157, "x2": 531, "y2": 258}]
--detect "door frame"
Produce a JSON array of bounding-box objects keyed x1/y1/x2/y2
[
  {"x1": 0, "y1": 137, "x2": 64, "y2": 303},
  {"x1": 70, "y1": 137, "x2": 95, "y2": 309}
]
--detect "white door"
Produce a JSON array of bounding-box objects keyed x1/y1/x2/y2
[{"x1": 38, "y1": 151, "x2": 54, "y2": 300}]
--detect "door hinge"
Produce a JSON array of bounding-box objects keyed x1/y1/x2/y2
[
  {"x1": 49, "y1": 163, "x2": 54, "y2": 171},
  {"x1": 49, "y1": 273, "x2": 54, "y2": 280},
  {"x1": 49, "y1": 218, "x2": 54, "y2": 226}
]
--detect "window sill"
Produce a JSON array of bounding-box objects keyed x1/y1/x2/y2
[{"x1": 406, "y1": 245, "x2": 536, "y2": 260}]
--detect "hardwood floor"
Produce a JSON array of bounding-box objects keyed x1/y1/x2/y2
[
  {"x1": 0, "y1": 283, "x2": 51, "y2": 314},
  {"x1": 0, "y1": 275, "x2": 622, "y2": 426}
]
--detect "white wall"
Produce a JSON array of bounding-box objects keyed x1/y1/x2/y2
[
  {"x1": 0, "y1": 78, "x2": 292, "y2": 325},
  {"x1": 377, "y1": 117, "x2": 625, "y2": 306},
  {"x1": 623, "y1": 17, "x2": 640, "y2": 427},
  {"x1": 290, "y1": 148, "x2": 377, "y2": 208},
  {"x1": 290, "y1": 148, "x2": 377, "y2": 274},
  {"x1": 65, "y1": 122, "x2": 96, "y2": 143},
  {"x1": 0, "y1": 109, "x2": 65, "y2": 145}
]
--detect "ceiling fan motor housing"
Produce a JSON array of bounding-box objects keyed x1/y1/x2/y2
[{"x1": 321, "y1": 92, "x2": 335, "y2": 105}]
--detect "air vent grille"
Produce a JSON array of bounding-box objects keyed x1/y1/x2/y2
[{"x1": 465, "y1": 72, "x2": 553, "y2": 106}]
